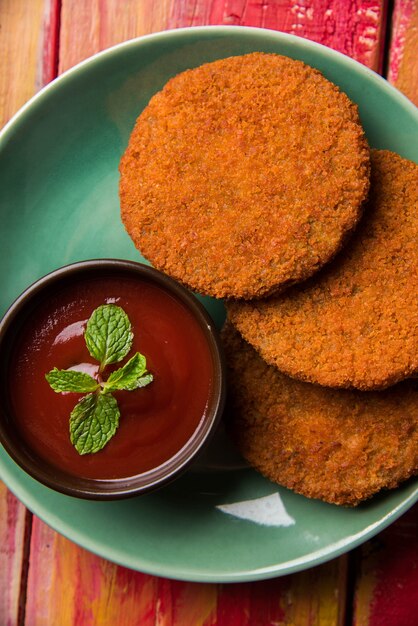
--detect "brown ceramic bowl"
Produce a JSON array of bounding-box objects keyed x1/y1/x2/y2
[{"x1": 0, "y1": 259, "x2": 226, "y2": 499}]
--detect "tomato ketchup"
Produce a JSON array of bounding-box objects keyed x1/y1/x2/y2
[{"x1": 8, "y1": 274, "x2": 214, "y2": 480}]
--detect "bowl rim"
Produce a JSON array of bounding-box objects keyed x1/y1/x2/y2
[{"x1": 0, "y1": 259, "x2": 226, "y2": 499}]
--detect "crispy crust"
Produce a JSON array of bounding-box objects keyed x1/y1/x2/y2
[
  {"x1": 223, "y1": 323, "x2": 418, "y2": 506},
  {"x1": 120, "y1": 52, "x2": 370, "y2": 299},
  {"x1": 228, "y1": 150, "x2": 418, "y2": 389}
]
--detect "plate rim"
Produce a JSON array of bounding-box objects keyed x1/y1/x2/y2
[{"x1": 0, "y1": 24, "x2": 417, "y2": 582}]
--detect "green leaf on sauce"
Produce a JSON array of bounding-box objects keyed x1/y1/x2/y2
[
  {"x1": 84, "y1": 304, "x2": 133, "y2": 368},
  {"x1": 102, "y1": 352, "x2": 153, "y2": 393},
  {"x1": 45, "y1": 368, "x2": 99, "y2": 393},
  {"x1": 129, "y1": 373, "x2": 154, "y2": 390},
  {"x1": 46, "y1": 304, "x2": 153, "y2": 455},
  {"x1": 70, "y1": 392, "x2": 120, "y2": 455}
]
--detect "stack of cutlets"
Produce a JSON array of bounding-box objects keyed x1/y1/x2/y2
[{"x1": 119, "y1": 53, "x2": 418, "y2": 506}]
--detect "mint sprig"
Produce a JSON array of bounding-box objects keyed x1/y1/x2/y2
[{"x1": 45, "y1": 304, "x2": 153, "y2": 455}]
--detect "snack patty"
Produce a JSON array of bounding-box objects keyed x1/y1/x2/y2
[
  {"x1": 228, "y1": 150, "x2": 418, "y2": 389},
  {"x1": 120, "y1": 52, "x2": 370, "y2": 299},
  {"x1": 223, "y1": 324, "x2": 418, "y2": 506}
]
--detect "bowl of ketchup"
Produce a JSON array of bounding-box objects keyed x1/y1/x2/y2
[{"x1": 0, "y1": 259, "x2": 226, "y2": 499}]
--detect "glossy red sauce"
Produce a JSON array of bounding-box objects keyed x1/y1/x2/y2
[{"x1": 9, "y1": 274, "x2": 213, "y2": 479}]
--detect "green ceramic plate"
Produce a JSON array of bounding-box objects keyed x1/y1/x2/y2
[{"x1": 0, "y1": 26, "x2": 417, "y2": 583}]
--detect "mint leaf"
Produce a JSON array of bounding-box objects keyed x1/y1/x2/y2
[
  {"x1": 70, "y1": 393, "x2": 120, "y2": 454},
  {"x1": 46, "y1": 368, "x2": 99, "y2": 393},
  {"x1": 102, "y1": 352, "x2": 151, "y2": 393},
  {"x1": 84, "y1": 304, "x2": 133, "y2": 368},
  {"x1": 127, "y1": 373, "x2": 153, "y2": 390}
]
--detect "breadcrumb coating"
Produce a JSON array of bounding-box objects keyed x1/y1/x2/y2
[
  {"x1": 228, "y1": 150, "x2": 418, "y2": 389},
  {"x1": 223, "y1": 323, "x2": 418, "y2": 506},
  {"x1": 120, "y1": 52, "x2": 369, "y2": 299}
]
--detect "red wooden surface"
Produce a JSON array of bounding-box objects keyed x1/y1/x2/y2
[
  {"x1": 1, "y1": 0, "x2": 417, "y2": 624},
  {"x1": 388, "y1": 0, "x2": 418, "y2": 105},
  {"x1": 354, "y1": 506, "x2": 418, "y2": 626},
  {"x1": 167, "y1": 0, "x2": 388, "y2": 71},
  {"x1": 0, "y1": 485, "x2": 28, "y2": 626}
]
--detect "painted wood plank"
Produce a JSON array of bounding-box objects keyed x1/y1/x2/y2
[
  {"x1": 58, "y1": 0, "x2": 387, "y2": 73},
  {"x1": 0, "y1": 482, "x2": 29, "y2": 626},
  {"x1": 279, "y1": 556, "x2": 348, "y2": 626},
  {"x1": 387, "y1": 0, "x2": 418, "y2": 105},
  {"x1": 59, "y1": 0, "x2": 172, "y2": 73},
  {"x1": 0, "y1": 0, "x2": 59, "y2": 127},
  {"x1": 353, "y1": 505, "x2": 418, "y2": 626},
  {"x1": 25, "y1": 514, "x2": 347, "y2": 625},
  {"x1": 216, "y1": 557, "x2": 347, "y2": 626},
  {"x1": 167, "y1": 0, "x2": 388, "y2": 71}
]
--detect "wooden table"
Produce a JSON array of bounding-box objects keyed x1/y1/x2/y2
[{"x1": 1, "y1": 2, "x2": 417, "y2": 624}]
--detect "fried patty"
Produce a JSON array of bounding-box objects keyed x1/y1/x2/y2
[
  {"x1": 120, "y1": 52, "x2": 370, "y2": 299},
  {"x1": 228, "y1": 150, "x2": 418, "y2": 389},
  {"x1": 223, "y1": 323, "x2": 418, "y2": 506}
]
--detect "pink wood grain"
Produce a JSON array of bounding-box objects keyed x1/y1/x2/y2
[
  {"x1": 388, "y1": 0, "x2": 418, "y2": 105},
  {"x1": 167, "y1": 0, "x2": 388, "y2": 71},
  {"x1": 39, "y1": 0, "x2": 61, "y2": 86},
  {"x1": 58, "y1": 0, "x2": 172, "y2": 73},
  {"x1": 353, "y1": 505, "x2": 418, "y2": 626},
  {"x1": 0, "y1": 483, "x2": 29, "y2": 626},
  {"x1": 0, "y1": 0, "x2": 60, "y2": 127},
  {"x1": 57, "y1": 0, "x2": 387, "y2": 73}
]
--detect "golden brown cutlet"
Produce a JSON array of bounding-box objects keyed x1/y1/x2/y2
[
  {"x1": 120, "y1": 52, "x2": 369, "y2": 299},
  {"x1": 227, "y1": 150, "x2": 418, "y2": 390},
  {"x1": 223, "y1": 323, "x2": 418, "y2": 506}
]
